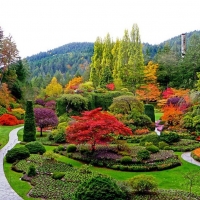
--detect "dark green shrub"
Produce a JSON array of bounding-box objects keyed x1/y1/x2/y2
[
  {"x1": 144, "y1": 104, "x2": 155, "y2": 122},
  {"x1": 74, "y1": 175, "x2": 126, "y2": 200},
  {"x1": 140, "y1": 134, "x2": 160, "y2": 146},
  {"x1": 57, "y1": 145, "x2": 65, "y2": 151},
  {"x1": 25, "y1": 141, "x2": 46, "y2": 154},
  {"x1": 128, "y1": 174, "x2": 158, "y2": 193},
  {"x1": 52, "y1": 172, "x2": 66, "y2": 180},
  {"x1": 120, "y1": 156, "x2": 132, "y2": 164},
  {"x1": 6, "y1": 147, "x2": 30, "y2": 163},
  {"x1": 67, "y1": 144, "x2": 77, "y2": 153},
  {"x1": 137, "y1": 149, "x2": 150, "y2": 161},
  {"x1": 146, "y1": 145, "x2": 159, "y2": 153},
  {"x1": 160, "y1": 132, "x2": 180, "y2": 144},
  {"x1": 56, "y1": 94, "x2": 88, "y2": 116},
  {"x1": 28, "y1": 165, "x2": 36, "y2": 177},
  {"x1": 158, "y1": 141, "x2": 169, "y2": 149},
  {"x1": 0, "y1": 106, "x2": 7, "y2": 115},
  {"x1": 54, "y1": 132, "x2": 66, "y2": 143},
  {"x1": 23, "y1": 100, "x2": 36, "y2": 142}
]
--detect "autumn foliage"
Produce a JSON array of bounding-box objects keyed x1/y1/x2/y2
[
  {"x1": 161, "y1": 104, "x2": 183, "y2": 126},
  {"x1": 66, "y1": 108, "x2": 132, "y2": 151},
  {"x1": 136, "y1": 84, "x2": 161, "y2": 103},
  {"x1": 0, "y1": 113, "x2": 24, "y2": 126},
  {"x1": 65, "y1": 76, "x2": 83, "y2": 91}
]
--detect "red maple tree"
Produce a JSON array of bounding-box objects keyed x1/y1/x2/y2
[{"x1": 66, "y1": 108, "x2": 132, "y2": 151}]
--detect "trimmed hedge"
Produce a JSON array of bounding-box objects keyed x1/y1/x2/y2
[
  {"x1": 25, "y1": 141, "x2": 46, "y2": 154},
  {"x1": 6, "y1": 147, "x2": 30, "y2": 163},
  {"x1": 144, "y1": 104, "x2": 155, "y2": 122}
]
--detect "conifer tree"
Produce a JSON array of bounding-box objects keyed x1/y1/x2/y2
[
  {"x1": 90, "y1": 37, "x2": 103, "y2": 88},
  {"x1": 23, "y1": 100, "x2": 36, "y2": 142}
]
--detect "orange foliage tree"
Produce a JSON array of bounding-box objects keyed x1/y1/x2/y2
[
  {"x1": 136, "y1": 83, "x2": 161, "y2": 103},
  {"x1": 65, "y1": 76, "x2": 83, "y2": 92},
  {"x1": 0, "y1": 83, "x2": 15, "y2": 108},
  {"x1": 161, "y1": 104, "x2": 183, "y2": 126}
]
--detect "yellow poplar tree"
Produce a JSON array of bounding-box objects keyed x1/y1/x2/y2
[
  {"x1": 144, "y1": 61, "x2": 159, "y2": 84},
  {"x1": 45, "y1": 77, "x2": 63, "y2": 97}
]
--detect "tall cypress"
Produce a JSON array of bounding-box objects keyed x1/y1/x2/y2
[{"x1": 23, "y1": 100, "x2": 36, "y2": 142}]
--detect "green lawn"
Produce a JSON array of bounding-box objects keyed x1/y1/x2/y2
[
  {"x1": 3, "y1": 126, "x2": 200, "y2": 198},
  {"x1": 0, "y1": 125, "x2": 23, "y2": 149},
  {"x1": 155, "y1": 112, "x2": 163, "y2": 121}
]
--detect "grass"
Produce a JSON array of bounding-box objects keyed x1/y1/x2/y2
[
  {"x1": 3, "y1": 126, "x2": 200, "y2": 198},
  {"x1": 0, "y1": 125, "x2": 23, "y2": 149},
  {"x1": 155, "y1": 112, "x2": 163, "y2": 121}
]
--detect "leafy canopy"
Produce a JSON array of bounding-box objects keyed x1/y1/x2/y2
[{"x1": 66, "y1": 108, "x2": 132, "y2": 151}]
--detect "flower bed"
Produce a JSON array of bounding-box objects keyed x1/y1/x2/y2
[{"x1": 191, "y1": 148, "x2": 200, "y2": 162}]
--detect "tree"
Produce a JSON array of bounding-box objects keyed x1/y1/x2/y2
[
  {"x1": 144, "y1": 61, "x2": 159, "y2": 84},
  {"x1": 23, "y1": 100, "x2": 36, "y2": 142},
  {"x1": 0, "y1": 83, "x2": 15, "y2": 108},
  {"x1": 136, "y1": 83, "x2": 161, "y2": 103},
  {"x1": 34, "y1": 108, "x2": 58, "y2": 136},
  {"x1": 45, "y1": 77, "x2": 63, "y2": 97},
  {"x1": 65, "y1": 76, "x2": 83, "y2": 91},
  {"x1": 66, "y1": 108, "x2": 132, "y2": 151}
]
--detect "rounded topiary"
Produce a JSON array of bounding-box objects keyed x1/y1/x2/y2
[
  {"x1": 140, "y1": 134, "x2": 160, "y2": 146},
  {"x1": 52, "y1": 172, "x2": 66, "y2": 180},
  {"x1": 146, "y1": 145, "x2": 159, "y2": 153},
  {"x1": 158, "y1": 141, "x2": 169, "y2": 149},
  {"x1": 128, "y1": 174, "x2": 158, "y2": 194},
  {"x1": 160, "y1": 132, "x2": 180, "y2": 144},
  {"x1": 67, "y1": 144, "x2": 77, "y2": 153},
  {"x1": 54, "y1": 132, "x2": 66, "y2": 143},
  {"x1": 74, "y1": 175, "x2": 126, "y2": 200},
  {"x1": 25, "y1": 141, "x2": 46, "y2": 154},
  {"x1": 144, "y1": 104, "x2": 155, "y2": 122},
  {"x1": 137, "y1": 149, "x2": 150, "y2": 161},
  {"x1": 6, "y1": 147, "x2": 30, "y2": 163},
  {"x1": 120, "y1": 156, "x2": 132, "y2": 164},
  {"x1": 28, "y1": 165, "x2": 36, "y2": 177}
]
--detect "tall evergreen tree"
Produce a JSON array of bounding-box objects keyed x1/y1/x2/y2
[
  {"x1": 90, "y1": 37, "x2": 103, "y2": 87},
  {"x1": 23, "y1": 100, "x2": 36, "y2": 142}
]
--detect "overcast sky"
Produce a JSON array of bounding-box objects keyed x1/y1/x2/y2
[{"x1": 1, "y1": 0, "x2": 200, "y2": 58}]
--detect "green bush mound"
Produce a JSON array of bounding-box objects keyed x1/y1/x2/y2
[
  {"x1": 28, "y1": 165, "x2": 36, "y2": 177},
  {"x1": 52, "y1": 172, "x2": 66, "y2": 180},
  {"x1": 146, "y1": 145, "x2": 159, "y2": 153},
  {"x1": 74, "y1": 175, "x2": 126, "y2": 200},
  {"x1": 140, "y1": 134, "x2": 160, "y2": 146},
  {"x1": 160, "y1": 132, "x2": 180, "y2": 144},
  {"x1": 25, "y1": 141, "x2": 46, "y2": 154},
  {"x1": 137, "y1": 149, "x2": 150, "y2": 161},
  {"x1": 67, "y1": 144, "x2": 77, "y2": 153},
  {"x1": 6, "y1": 147, "x2": 30, "y2": 163},
  {"x1": 120, "y1": 156, "x2": 132, "y2": 164},
  {"x1": 127, "y1": 174, "x2": 157, "y2": 194}
]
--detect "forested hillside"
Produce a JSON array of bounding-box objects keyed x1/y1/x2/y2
[{"x1": 26, "y1": 30, "x2": 200, "y2": 89}]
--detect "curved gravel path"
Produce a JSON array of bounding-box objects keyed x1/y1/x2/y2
[
  {"x1": 0, "y1": 126, "x2": 23, "y2": 200},
  {"x1": 181, "y1": 152, "x2": 200, "y2": 166}
]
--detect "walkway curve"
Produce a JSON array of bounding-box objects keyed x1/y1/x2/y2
[
  {"x1": 181, "y1": 152, "x2": 200, "y2": 166},
  {"x1": 0, "y1": 126, "x2": 23, "y2": 200}
]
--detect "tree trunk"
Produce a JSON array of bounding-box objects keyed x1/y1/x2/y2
[{"x1": 40, "y1": 127, "x2": 43, "y2": 137}]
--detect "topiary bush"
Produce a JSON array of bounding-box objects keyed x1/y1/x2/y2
[
  {"x1": 52, "y1": 172, "x2": 66, "y2": 180},
  {"x1": 144, "y1": 104, "x2": 155, "y2": 122},
  {"x1": 127, "y1": 174, "x2": 158, "y2": 194},
  {"x1": 25, "y1": 141, "x2": 46, "y2": 154},
  {"x1": 23, "y1": 100, "x2": 36, "y2": 142},
  {"x1": 137, "y1": 149, "x2": 150, "y2": 161},
  {"x1": 67, "y1": 144, "x2": 77, "y2": 153},
  {"x1": 158, "y1": 141, "x2": 169, "y2": 149},
  {"x1": 140, "y1": 134, "x2": 160, "y2": 146},
  {"x1": 6, "y1": 147, "x2": 30, "y2": 163},
  {"x1": 28, "y1": 165, "x2": 36, "y2": 177},
  {"x1": 54, "y1": 132, "x2": 66, "y2": 143},
  {"x1": 146, "y1": 145, "x2": 159, "y2": 153},
  {"x1": 74, "y1": 175, "x2": 126, "y2": 200},
  {"x1": 120, "y1": 156, "x2": 132, "y2": 164},
  {"x1": 160, "y1": 132, "x2": 180, "y2": 144}
]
